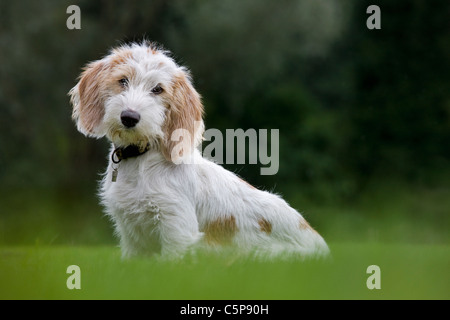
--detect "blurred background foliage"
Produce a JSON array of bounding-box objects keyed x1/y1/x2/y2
[{"x1": 0, "y1": 0, "x2": 449, "y2": 245}]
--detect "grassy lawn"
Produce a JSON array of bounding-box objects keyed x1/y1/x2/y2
[
  {"x1": 0, "y1": 243, "x2": 448, "y2": 300},
  {"x1": 0, "y1": 179, "x2": 448, "y2": 300}
]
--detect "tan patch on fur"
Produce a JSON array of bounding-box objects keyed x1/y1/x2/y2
[
  {"x1": 204, "y1": 216, "x2": 238, "y2": 245},
  {"x1": 110, "y1": 48, "x2": 133, "y2": 66},
  {"x1": 161, "y1": 72, "x2": 204, "y2": 162},
  {"x1": 75, "y1": 60, "x2": 108, "y2": 134},
  {"x1": 299, "y1": 218, "x2": 319, "y2": 234},
  {"x1": 107, "y1": 49, "x2": 135, "y2": 94},
  {"x1": 147, "y1": 47, "x2": 158, "y2": 54},
  {"x1": 72, "y1": 49, "x2": 134, "y2": 134},
  {"x1": 258, "y1": 219, "x2": 272, "y2": 234},
  {"x1": 108, "y1": 66, "x2": 137, "y2": 94}
]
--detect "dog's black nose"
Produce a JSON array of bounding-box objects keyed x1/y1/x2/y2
[{"x1": 121, "y1": 110, "x2": 140, "y2": 128}]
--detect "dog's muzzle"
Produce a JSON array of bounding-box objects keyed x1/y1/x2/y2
[{"x1": 121, "y1": 109, "x2": 140, "y2": 128}]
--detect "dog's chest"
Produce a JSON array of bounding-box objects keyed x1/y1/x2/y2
[
  {"x1": 101, "y1": 161, "x2": 162, "y2": 216},
  {"x1": 101, "y1": 156, "x2": 196, "y2": 220}
]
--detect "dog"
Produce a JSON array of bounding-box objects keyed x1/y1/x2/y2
[{"x1": 69, "y1": 41, "x2": 329, "y2": 259}]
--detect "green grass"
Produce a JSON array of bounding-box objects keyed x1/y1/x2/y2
[
  {"x1": 290, "y1": 177, "x2": 450, "y2": 244},
  {"x1": 0, "y1": 243, "x2": 448, "y2": 300},
  {"x1": 1, "y1": 178, "x2": 449, "y2": 246},
  {"x1": 0, "y1": 178, "x2": 448, "y2": 300}
]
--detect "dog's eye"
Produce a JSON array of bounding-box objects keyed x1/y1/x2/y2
[
  {"x1": 118, "y1": 78, "x2": 128, "y2": 87},
  {"x1": 151, "y1": 84, "x2": 163, "y2": 95}
]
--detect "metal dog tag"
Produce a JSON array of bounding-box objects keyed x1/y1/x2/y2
[{"x1": 112, "y1": 167, "x2": 119, "y2": 182}]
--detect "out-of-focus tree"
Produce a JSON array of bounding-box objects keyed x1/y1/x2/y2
[
  {"x1": 163, "y1": 0, "x2": 352, "y2": 198},
  {"x1": 345, "y1": 0, "x2": 450, "y2": 187},
  {"x1": 0, "y1": 0, "x2": 448, "y2": 203}
]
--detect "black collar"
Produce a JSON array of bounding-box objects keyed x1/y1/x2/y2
[{"x1": 112, "y1": 142, "x2": 151, "y2": 164}]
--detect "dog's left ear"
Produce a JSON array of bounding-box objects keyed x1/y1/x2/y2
[
  {"x1": 162, "y1": 71, "x2": 204, "y2": 163},
  {"x1": 69, "y1": 60, "x2": 108, "y2": 138}
]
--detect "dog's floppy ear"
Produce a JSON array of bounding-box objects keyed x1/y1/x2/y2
[
  {"x1": 162, "y1": 71, "x2": 204, "y2": 163},
  {"x1": 69, "y1": 60, "x2": 108, "y2": 138}
]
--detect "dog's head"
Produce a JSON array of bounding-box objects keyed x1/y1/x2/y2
[{"x1": 69, "y1": 42, "x2": 204, "y2": 163}]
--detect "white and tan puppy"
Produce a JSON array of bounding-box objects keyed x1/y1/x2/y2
[{"x1": 70, "y1": 41, "x2": 329, "y2": 259}]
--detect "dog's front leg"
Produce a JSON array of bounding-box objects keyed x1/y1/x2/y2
[{"x1": 157, "y1": 205, "x2": 202, "y2": 258}]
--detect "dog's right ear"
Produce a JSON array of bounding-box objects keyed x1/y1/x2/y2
[{"x1": 69, "y1": 60, "x2": 108, "y2": 138}]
